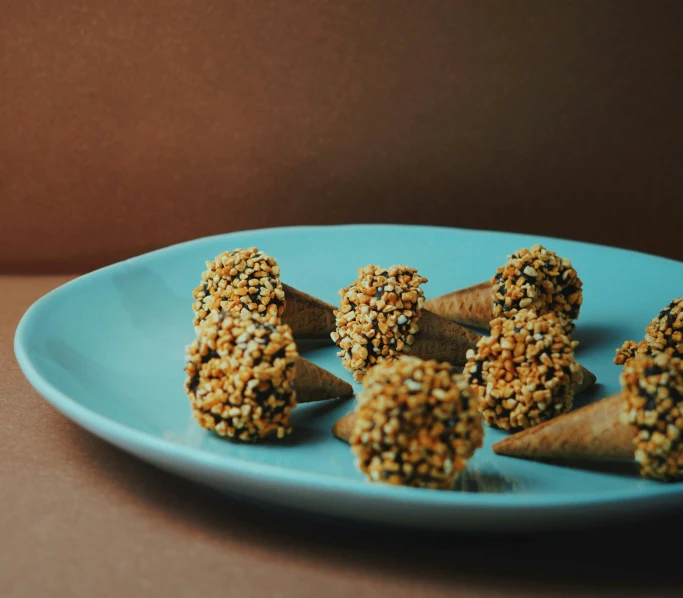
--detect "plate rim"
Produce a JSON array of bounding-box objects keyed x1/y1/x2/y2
[{"x1": 14, "y1": 223, "x2": 683, "y2": 512}]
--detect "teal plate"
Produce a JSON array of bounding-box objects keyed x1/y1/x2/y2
[{"x1": 14, "y1": 225, "x2": 683, "y2": 531}]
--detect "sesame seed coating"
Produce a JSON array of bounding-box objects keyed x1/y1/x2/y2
[
  {"x1": 491, "y1": 244, "x2": 582, "y2": 332},
  {"x1": 465, "y1": 309, "x2": 582, "y2": 430},
  {"x1": 350, "y1": 356, "x2": 483, "y2": 489},
  {"x1": 331, "y1": 265, "x2": 427, "y2": 381},
  {"x1": 184, "y1": 313, "x2": 298, "y2": 441},
  {"x1": 622, "y1": 352, "x2": 683, "y2": 482},
  {"x1": 191, "y1": 247, "x2": 285, "y2": 328},
  {"x1": 615, "y1": 298, "x2": 683, "y2": 366}
]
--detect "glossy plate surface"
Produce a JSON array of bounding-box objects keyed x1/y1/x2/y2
[{"x1": 14, "y1": 225, "x2": 683, "y2": 531}]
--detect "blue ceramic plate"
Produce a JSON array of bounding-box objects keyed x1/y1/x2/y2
[{"x1": 14, "y1": 225, "x2": 683, "y2": 531}]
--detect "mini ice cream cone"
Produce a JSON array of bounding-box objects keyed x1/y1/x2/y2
[
  {"x1": 185, "y1": 312, "x2": 352, "y2": 442},
  {"x1": 493, "y1": 352, "x2": 683, "y2": 482},
  {"x1": 408, "y1": 308, "x2": 482, "y2": 365},
  {"x1": 424, "y1": 281, "x2": 492, "y2": 329},
  {"x1": 346, "y1": 355, "x2": 484, "y2": 489},
  {"x1": 294, "y1": 356, "x2": 353, "y2": 403},
  {"x1": 332, "y1": 264, "x2": 481, "y2": 381},
  {"x1": 192, "y1": 247, "x2": 335, "y2": 340},
  {"x1": 465, "y1": 310, "x2": 595, "y2": 431},
  {"x1": 493, "y1": 393, "x2": 633, "y2": 461},
  {"x1": 426, "y1": 245, "x2": 583, "y2": 332}
]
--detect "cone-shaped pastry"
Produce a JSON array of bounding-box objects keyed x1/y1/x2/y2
[
  {"x1": 191, "y1": 247, "x2": 335, "y2": 339},
  {"x1": 185, "y1": 312, "x2": 352, "y2": 441},
  {"x1": 347, "y1": 355, "x2": 483, "y2": 489},
  {"x1": 424, "y1": 281, "x2": 493, "y2": 329},
  {"x1": 331, "y1": 264, "x2": 481, "y2": 381},
  {"x1": 465, "y1": 309, "x2": 595, "y2": 430},
  {"x1": 332, "y1": 411, "x2": 355, "y2": 442},
  {"x1": 493, "y1": 353, "x2": 683, "y2": 482},
  {"x1": 280, "y1": 283, "x2": 337, "y2": 339},
  {"x1": 409, "y1": 308, "x2": 482, "y2": 365},
  {"x1": 426, "y1": 244, "x2": 583, "y2": 332},
  {"x1": 294, "y1": 357, "x2": 353, "y2": 404},
  {"x1": 493, "y1": 393, "x2": 633, "y2": 460},
  {"x1": 615, "y1": 297, "x2": 683, "y2": 366}
]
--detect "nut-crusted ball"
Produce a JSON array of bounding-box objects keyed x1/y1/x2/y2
[
  {"x1": 331, "y1": 265, "x2": 427, "y2": 381},
  {"x1": 350, "y1": 355, "x2": 484, "y2": 489},
  {"x1": 491, "y1": 244, "x2": 582, "y2": 331},
  {"x1": 615, "y1": 298, "x2": 683, "y2": 366},
  {"x1": 192, "y1": 247, "x2": 285, "y2": 328},
  {"x1": 622, "y1": 352, "x2": 683, "y2": 481},
  {"x1": 465, "y1": 309, "x2": 582, "y2": 430},
  {"x1": 185, "y1": 312, "x2": 298, "y2": 441}
]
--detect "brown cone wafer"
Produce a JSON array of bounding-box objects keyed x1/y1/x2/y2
[
  {"x1": 425, "y1": 281, "x2": 492, "y2": 329},
  {"x1": 332, "y1": 412, "x2": 356, "y2": 442},
  {"x1": 492, "y1": 393, "x2": 634, "y2": 461},
  {"x1": 407, "y1": 308, "x2": 482, "y2": 365},
  {"x1": 294, "y1": 357, "x2": 353, "y2": 403},
  {"x1": 282, "y1": 283, "x2": 336, "y2": 340},
  {"x1": 332, "y1": 265, "x2": 481, "y2": 380}
]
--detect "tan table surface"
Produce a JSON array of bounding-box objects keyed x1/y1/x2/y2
[{"x1": 3, "y1": 274, "x2": 683, "y2": 598}]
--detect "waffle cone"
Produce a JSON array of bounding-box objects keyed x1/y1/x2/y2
[
  {"x1": 408, "y1": 309, "x2": 482, "y2": 365},
  {"x1": 282, "y1": 284, "x2": 336, "y2": 340},
  {"x1": 294, "y1": 357, "x2": 354, "y2": 404},
  {"x1": 332, "y1": 411, "x2": 356, "y2": 442},
  {"x1": 492, "y1": 393, "x2": 635, "y2": 461},
  {"x1": 425, "y1": 281, "x2": 493, "y2": 329}
]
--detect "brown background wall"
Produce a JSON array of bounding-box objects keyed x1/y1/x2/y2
[{"x1": 1, "y1": 0, "x2": 681, "y2": 274}]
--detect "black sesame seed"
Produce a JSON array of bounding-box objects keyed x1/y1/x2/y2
[
  {"x1": 188, "y1": 373, "x2": 200, "y2": 393},
  {"x1": 272, "y1": 347, "x2": 287, "y2": 360},
  {"x1": 201, "y1": 349, "x2": 219, "y2": 363}
]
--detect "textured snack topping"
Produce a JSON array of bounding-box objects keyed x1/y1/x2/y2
[
  {"x1": 185, "y1": 313, "x2": 298, "y2": 441},
  {"x1": 331, "y1": 265, "x2": 427, "y2": 380},
  {"x1": 615, "y1": 298, "x2": 683, "y2": 366},
  {"x1": 622, "y1": 352, "x2": 683, "y2": 482},
  {"x1": 192, "y1": 247, "x2": 285, "y2": 327},
  {"x1": 465, "y1": 309, "x2": 582, "y2": 430},
  {"x1": 491, "y1": 244, "x2": 582, "y2": 331},
  {"x1": 350, "y1": 355, "x2": 483, "y2": 489}
]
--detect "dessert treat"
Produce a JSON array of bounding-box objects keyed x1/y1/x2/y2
[
  {"x1": 425, "y1": 244, "x2": 583, "y2": 332},
  {"x1": 346, "y1": 355, "x2": 484, "y2": 489},
  {"x1": 332, "y1": 367, "x2": 470, "y2": 442},
  {"x1": 614, "y1": 297, "x2": 683, "y2": 366},
  {"x1": 331, "y1": 265, "x2": 481, "y2": 381},
  {"x1": 465, "y1": 309, "x2": 596, "y2": 430},
  {"x1": 192, "y1": 247, "x2": 336, "y2": 339},
  {"x1": 185, "y1": 313, "x2": 353, "y2": 441},
  {"x1": 493, "y1": 353, "x2": 683, "y2": 482}
]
